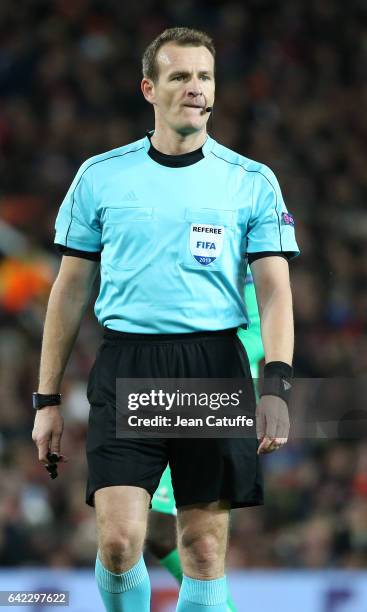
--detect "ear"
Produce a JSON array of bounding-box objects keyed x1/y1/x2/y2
[{"x1": 141, "y1": 78, "x2": 156, "y2": 105}]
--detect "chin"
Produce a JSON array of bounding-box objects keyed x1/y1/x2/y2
[{"x1": 176, "y1": 121, "x2": 206, "y2": 136}]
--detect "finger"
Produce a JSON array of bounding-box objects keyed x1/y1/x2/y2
[
  {"x1": 267, "y1": 437, "x2": 288, "y2": 453},
  {"x1": 46, "y1": 452, "x2": 68, "y2": 464},
  {"x1": 38, "y1": 439, "x2": 50, "y2": 464},
  {"x1": 266, "y1": 440, "x2": 281, "y2": 453},
  {"x1": 57, "y1": 454, "x2": 69, "y2": 463},
  {"x1": 257, "y1": 435, "x2": 275, "y2": 455},
  {"x1": 50, "y1": 432, "x2": 62, "y2": 456},
  {"x1": 49, "y1": 436, "x2": 69, "y2": 462}
]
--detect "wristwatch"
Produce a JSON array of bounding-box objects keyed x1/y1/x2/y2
[{"x1": 32, "y1": 392, "x2": 62, "y2": 410}]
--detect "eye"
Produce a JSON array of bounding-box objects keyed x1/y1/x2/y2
[
  {"x1": 173, "y1": 75, "x2": 184, "y2": 81},
  {"x1": 200, "y1": 75, "x2": 210, "y2": 80}
]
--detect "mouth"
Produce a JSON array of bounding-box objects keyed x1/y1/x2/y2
[{"x1": 183, "y1": 104, "x2": 204, "y2": 109}]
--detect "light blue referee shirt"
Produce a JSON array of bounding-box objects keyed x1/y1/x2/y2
[{"x1": 54, "y1": 134, "x2": 299, "y2": 333}]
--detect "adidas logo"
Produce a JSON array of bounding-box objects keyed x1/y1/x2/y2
[
  {"x1": 122, "y1": 190, "x2": 138, "y2": 201},
  {"x1": 283, "y1": 380, "x2": 292, "y2": 391}
]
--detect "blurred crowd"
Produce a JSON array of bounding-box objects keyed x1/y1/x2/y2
[{"x1": 0, "y1": 0, "x2": 367, "y2": 569}]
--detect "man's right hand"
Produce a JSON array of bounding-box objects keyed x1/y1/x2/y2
[{"x1": 32, "y1": 406, "x2": 68, "y2": 466}]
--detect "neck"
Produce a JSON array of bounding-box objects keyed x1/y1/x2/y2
[{"x1": 150, "y1": 124, "x2": 207, "y2": 155}]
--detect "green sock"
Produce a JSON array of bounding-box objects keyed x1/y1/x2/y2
[
  {"x1": 159, "y1": 549, "x2": 237, "y2": 611},
  {"x1": 159, "y1": 548, "x2": 183, "y2": 584},
  {"x1": 225, "y1": 591, "x2": 237, "y2": 612}
]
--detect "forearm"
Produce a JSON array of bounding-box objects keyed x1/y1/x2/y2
[
  {"x1": 259, "y1": 286, "x2": 294, "y2": 365},
  {"x1": 38, "y1": 282, "x2": 89, "y2": 393}
]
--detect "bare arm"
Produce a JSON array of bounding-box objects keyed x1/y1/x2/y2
[
  {"x1": 38, "y1": 256, "x2": 99, "y2": 393},
  {"x1": 250, "y1": 256, "x2": 293, "y2": 365},
  {"x1": 250, "y1": 256, "x2": 294, "y2": 454},
  {"x1": 33, "y1": 255, "x2": 99, "y2": 465}
]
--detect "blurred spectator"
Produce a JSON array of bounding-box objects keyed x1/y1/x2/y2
[{"x1": 0, "y1": 0, "x2": 366, "y2": 568}]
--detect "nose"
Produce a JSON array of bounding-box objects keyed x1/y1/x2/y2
[{"x1": 187, "y1": 78, "x2": 203, "y2": 100}]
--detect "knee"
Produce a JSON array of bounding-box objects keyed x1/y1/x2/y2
[
  {"x1": 99, "y1": 530, "x2": 143, "y2": 573},
  {"x1": 180, "y1": 531, "x2": 221, "y2": 571}
]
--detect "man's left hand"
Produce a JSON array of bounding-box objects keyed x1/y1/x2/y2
[{"x1": 256, "y1": 395, "x2": 290, "y2": 454}]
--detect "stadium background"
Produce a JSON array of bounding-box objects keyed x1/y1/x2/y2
[{"x1": 0, "y1": 0, "x2": 367, "y2": 610}]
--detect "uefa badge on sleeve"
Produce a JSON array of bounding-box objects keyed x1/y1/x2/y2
[
  {"x1": 189, "y1": 223, "x2": 224, "y2": 266},
  {"x1": 281, "y1": 212, "x2": 295, "y2": 227}
]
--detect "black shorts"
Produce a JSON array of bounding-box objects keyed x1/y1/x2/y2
[{"x1": 86, "y1": 327, "x2": 263, "y2": 509}]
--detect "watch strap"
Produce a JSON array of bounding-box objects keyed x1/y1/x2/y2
[{"x1": 32, "y1": 392, "x2": 62, "y2": 410}]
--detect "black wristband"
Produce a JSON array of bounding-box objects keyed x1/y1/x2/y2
[
  {"x1": 260, "y1": 361, "x2": 293, "y2": 404},
  {"x1": 32, "y1": 392, "x2": 62, "y2": 410}
]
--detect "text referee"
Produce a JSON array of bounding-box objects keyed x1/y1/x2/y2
[{"x1": 32, "y1": 27, "x2": 299, "y2": 612}]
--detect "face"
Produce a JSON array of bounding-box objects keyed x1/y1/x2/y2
[{"x1": 142, "y1": 43, "x2": 215, "y2": 135}]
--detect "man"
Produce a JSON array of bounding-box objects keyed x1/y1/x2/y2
[
  {"x1": 147, "y1": 269, "x2": 264, "y2": 612},
  {"x1": 32, "y1": 27, "x2": 299, "y2": 612}
]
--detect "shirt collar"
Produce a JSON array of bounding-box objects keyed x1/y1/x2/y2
[{"x1": 143, "y1": 132, "x2": 215, "y2": 167}]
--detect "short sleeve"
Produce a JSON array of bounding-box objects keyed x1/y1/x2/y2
[
  {"x1": 54, "y1": 162, "x2": 102, "y2": 253},
  {"x1": 246, "y1": 168, "x2": 300, "y2": 259}
]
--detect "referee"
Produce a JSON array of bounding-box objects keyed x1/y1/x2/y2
[{"x1": 32, "y1": 27, "x2": 299, "y2": 612}]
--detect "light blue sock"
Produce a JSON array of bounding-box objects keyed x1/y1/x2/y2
[
  {"x1": 95, "y1": 552, "x2": 150, "y2": 611},
  {"x1": 176, "y1": 575, "x2": 227, "y2": 611}
]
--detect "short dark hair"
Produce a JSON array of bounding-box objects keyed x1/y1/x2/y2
[{"x1": 142, "y1": 27, "x2": 215, "y2": 82}]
